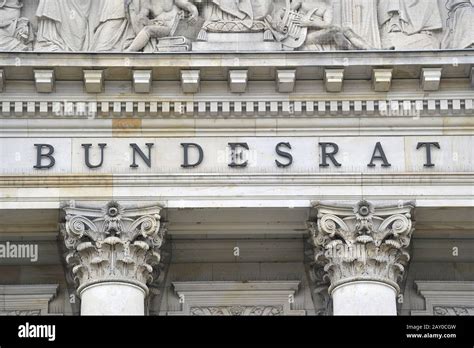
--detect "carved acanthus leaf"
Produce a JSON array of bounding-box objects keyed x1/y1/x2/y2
[
  {"x1": 61, "y1": 201, "x2": 166, "y2": 295},
  {"x1": 307, "y1": 200, "x2": 415, "y2": 294}
]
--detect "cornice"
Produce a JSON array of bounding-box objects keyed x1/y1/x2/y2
[
  {"x1": 0, "y1": 49, "x2": 473, "y2": 69},
  {"x1": 0, "y1": 173, "x2": 472, "y2": 188}
]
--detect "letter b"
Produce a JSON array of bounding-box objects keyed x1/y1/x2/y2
[{"x1": 34, "y1": 144, "x2": 55, "y2": 169}]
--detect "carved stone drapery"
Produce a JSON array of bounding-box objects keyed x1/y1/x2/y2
[
  {"x1": 60, "y1": 201, "x2": 166, "y2": 296},
  {"x1": 1, "y1": 1, "x2": 473, "y2": 52},
  {"x1": 307, "y1": 200, "x2": 415, "y2": 295}
]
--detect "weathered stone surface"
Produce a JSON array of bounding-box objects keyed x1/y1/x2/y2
[
  {"x1": 61, "y1": 201, "x2": 166, "y2": 295},
  {"x1": 307, "y1": 200, "x2": 415, "y2": 293},
  {"x1": 1, "y1": 0, "x2": 472, "y2": 52}
]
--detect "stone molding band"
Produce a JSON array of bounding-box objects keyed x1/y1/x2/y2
[{"x1": 0, "y1": 98, "x2": 472, "y2": 119}]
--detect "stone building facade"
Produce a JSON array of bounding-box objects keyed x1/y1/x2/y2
[{"x1": 0, "y1": 0, "x2": 473, "y2": 316}]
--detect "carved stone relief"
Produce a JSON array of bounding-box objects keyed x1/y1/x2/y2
[
  {"x1": 0, "y1": 310, "x2": 42, "y2": 316},
  {"x1": 0, "y1": 0, "x2": 33, "y2": 51},
  {"x1": 0, "y1": 0, "x2": 472, "y2": 52},
  {"x1": 307, "y1": 200, "x2": 415, "y2": 295},
  {"x1": 190, "y1": 305, "x2": 284, "y2": 316},
  {"x1": 378, "y1": 0, "x2": 444, "y2": 49},
  {"x1": 412, "y1": 281, "x2": 474, "y2": 316},
  {"x1": 0, "y1": 285, "x2": 58, "y2": 316},
  {"x1": 169, "y1": 281, "x2": 306, "y2": 316},
  {"x1": 441, "y1": 0, "x2": 474, "y2": 49},
  {"x1": 60, "y1": 201, "x2": 166, "y2": 296},
  {"x1": 433, "y1": 306, "x2": 474, "y2": 316}
]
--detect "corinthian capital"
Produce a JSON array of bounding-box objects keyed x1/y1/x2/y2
[
  {"x1": 60, "y1": 201, "x2": 166, "y2": 295},
  {"x1": 307, "y1": 200, "x2": 415, "y2": 294}
]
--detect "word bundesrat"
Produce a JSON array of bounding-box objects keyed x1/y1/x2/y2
[{"x1": 32, "y1": 141, "x2": 442, "y2": 170}]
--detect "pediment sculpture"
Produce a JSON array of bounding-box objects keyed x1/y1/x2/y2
[
  {"x1": 0, "y1": 0, "x2": 33, "y2": 51},
  {"x1": 0, "y1": 0, "x2": 472, "y2": 52}
]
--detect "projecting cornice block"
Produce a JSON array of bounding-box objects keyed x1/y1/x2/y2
[
  {"x1": 229, "y1": 70, "x2": 248, "y2": 93},
  {"x1": 421, "y1": 68, "x2": 442, "y2": 91},
  {"x1": 34, "y1": 70, "x2": 55, "y2": 93},
  {"x1": 83, "y1": 70, "x2": 104, "y2": 93},
  {"x1": 181, "y1": 70, "x2": 201, "y2": 94},
  {"x1": 276, "y1": 70, "x2": 296, "y2": 93},
  {"x1": 324, "y1": 69, "x2": 344, "y2": 93},
  {"x1": 372, "y1": 69, "x2": 393, "y2": 92},
  {"x1": 133, "y1": 70, "x2": 152, "y2": 93}
]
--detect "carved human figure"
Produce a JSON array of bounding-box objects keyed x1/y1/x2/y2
[
  {"x1": 0, "y1": 0, "x2": 32, "y2": 51},
  {"x1": 270, "y1": 0, "x2": 375, "y2": 51},
  {"x1": 126, "y1": 0, "x2": 199, "y2": 52},
  {"x1": 89, "y1": 0, "x2": 141, "y2": 52},
  {"x1": 340, "y1": 0, "x2": 381, "y2": 49},
  {"x1": 378, "y1": 0, "x2": 443, "y2": 49},
  {"x1": 35, "y1": 0, "x2": 94, "y2": 51},
  {"x1": 441, "y1": 0, "x2": 474, "y2": 49}
]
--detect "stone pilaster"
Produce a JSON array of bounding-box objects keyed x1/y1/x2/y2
[
  {"x1": 307, "y1": 200, "x2": 415, "y2": 315},
  {"x1": 60, "y1": 201, "x2": 166, "y2": 314}
]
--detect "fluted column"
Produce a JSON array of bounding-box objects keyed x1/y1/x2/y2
[
  {"x1": 61, "y1": 201, "x2": 166, "y2": 315},
  {"x1": 307, "y1": 200, "x2": 415, "y2": 315}
]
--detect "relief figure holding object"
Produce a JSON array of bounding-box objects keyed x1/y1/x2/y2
[
  {"x1": 268, "y1": 0, "x2": 375, "y2": 51},
  {"x1": 126, "y1": 0, "x2": 199, "y2": 52},
  {"x1": 0, "y1": 0, "x2": 33, "y2": 51}
]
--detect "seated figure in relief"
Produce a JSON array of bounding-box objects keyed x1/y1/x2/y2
[
  {"x1": 441, "y1": 0, "x2": 474, "y2": 49},
  {"x1": 126, "y1": 0, "x2": 199, "y2": 52},
  {"x1": 378, "y1": 0, "x2": 443, "y2": 49},
  {"x1": 267, "y1": 0, "x2": 375, "y2": 51},
  {"x1": 89, "y1": 0, "x2": 137, "y2": 52},
  {"x1": 0, "y1": 0, "x2": 33, "y2": 51}
]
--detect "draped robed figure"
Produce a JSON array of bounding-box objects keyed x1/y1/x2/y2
[
  {"x1": 340, "y1": 0, "x2": 381, "y2": 49},
  {"x1": 377, "y1": 0, "x2": 443, "y2": 49},
  {"x1": 35, "y1": 0, "x2": 143, "y2": 52},
  {"x1": 35, "y1": 0, "x2": 98, "y2": 51},
  {"x1": 0, "y1": 0, "x2": 33, "y2": 51},
  {"x1": 89, "y1": 0, "x2": 143, "y2": 52},
  {"x1": 441, "y1": 0, "x2": 474, "y2": 49}
]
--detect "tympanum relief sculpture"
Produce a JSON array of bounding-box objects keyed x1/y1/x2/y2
[
  {"x1": 378, "y1": 0, "x2": 444, "y2": 49},
  {"x1": 267, "y1": 0, "x2": 376, "y2": 51},
  {"x1": 198, "y1": 0, "x2": 273, "y2": 38},
  {"x1": 441, "y1": 0, "x2": 474, "y2": 49},
  {"x1": 0, "y1": 0, "x2": 33, "y2": 51},
  {"x1": 0, "y1": 0, "x2": 473, "y2": 52},
  {"x1": 127, "y1": 0, "x2": 199, "y2": 52}
]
